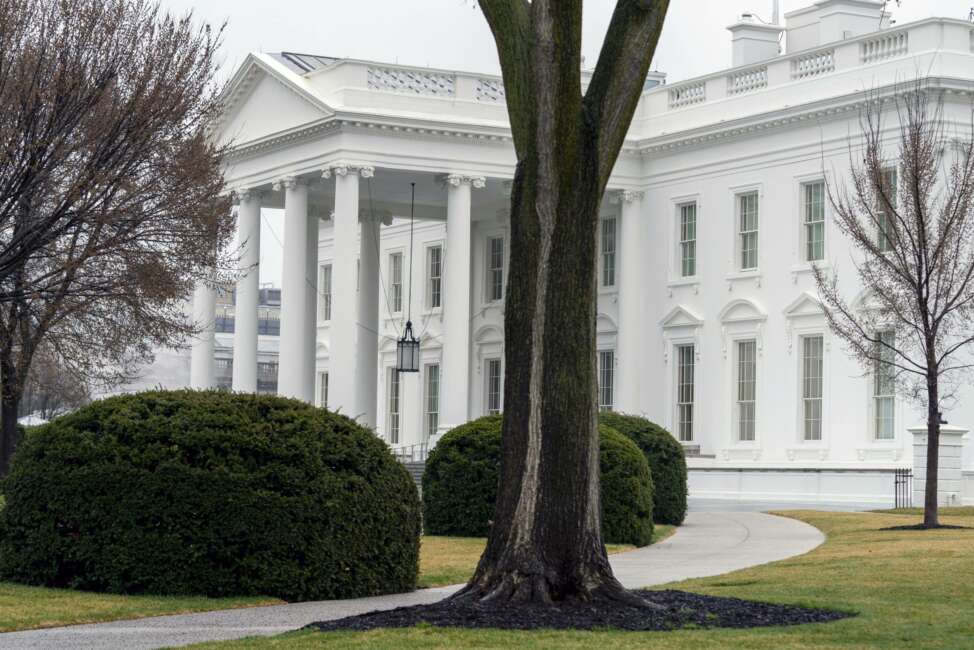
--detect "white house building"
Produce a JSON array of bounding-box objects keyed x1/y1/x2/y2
[{"x1": 185, "y1": 0, "x2": 974, "y2": 506}]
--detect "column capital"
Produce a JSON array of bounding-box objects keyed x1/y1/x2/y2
[
  {"x1": 272, "y1": 176, "x2": 310, "y2": 192},
  {"x1": 231, "y1": 187, "x2": 265, "y2": 205},
  {"x1": 322, "y1": 162, "x2": 375, "y2": 180},
  {"x1": 444, "y1": 173, "x2": 487, "y2": 189},
  {"x1": 610, "y1": 189, "x2": 645, "y2": 204}
]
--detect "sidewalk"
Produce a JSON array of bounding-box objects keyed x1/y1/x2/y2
[{"x1": 0, "y1": 511, "x2": 824, "y2": 649}]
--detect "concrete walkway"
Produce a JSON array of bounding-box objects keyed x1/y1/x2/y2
[{"x1": 0, "y1": 512, "x2": 824, "y2": 650}]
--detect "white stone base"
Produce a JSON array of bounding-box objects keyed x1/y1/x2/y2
[
  {"x1": 963, "y1": 470, "x2": 974, "y2": 506},
  {"x1": 911, "y1": 424, "x2": 968, "y2": 508},
  {"x1": 688, "y1": 468, "x2": 899, "y2": 507}
]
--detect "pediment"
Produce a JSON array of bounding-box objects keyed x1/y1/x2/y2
[
  {"x1": 215, "y1": 55, "x2": 333, "y2": 148},
  {"x1": 660, "y1": 305, "x2": 704, "y2": 329},
  {"x1": 719, "y1": 298, "x2": 767, "y2": 323},
  {"x1": 474, "y1": 324, "x2": 503, "y2": 344},
  {"x1": 783, "y1": 291, "x2": 825, "y2": 318},
  {"x1": 597, "y1": 312, "x2": 618, "y2": 332}
]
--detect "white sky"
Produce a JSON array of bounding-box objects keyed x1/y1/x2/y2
[{"x1": 158, "y1": 0, "x2": 969, "y2": 285}]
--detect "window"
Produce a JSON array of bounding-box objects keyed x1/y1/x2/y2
[
  {"x1": 679, "y1": 202, "x2": 697, "y2": 277},
  {"x1": 258, "y1": 308, "x2": 280, "y2": 335},
  {"x1": 319, "y1": 264, "x2": 332, "y2": 321},
  {"x1": 601, "y1": 218, "x2": 617, "y2": 287},
  {"x1": 486, "y1": 358, "x2": 502, "y2": 415},
  {"x1": 427, "y1": 245, "x2": 442, "y2": 309},
  {"x1": 877, "y1": 168, "x2": 898, "y2": 253},
  {"x1": 802, "y1": 335, "x2": 824, "y2": 441},
  {"x1": 804, "y1": 181, "x2": 825, "y2": 262},
  {"x1": 319, "y1": 371, "x2": 329, "y2": 408},
  {"x1": 425, "y1": 363, "x2": 440, "y2": 440},
  {"x1": 676, "y1": 344, "x2": 695, "y2": 442},
  {"x1": 387, "y1": 368, "x2": 400, "y2": 444},
  {"x1": 738, "y1": 192, "x2": 759, "y2": 270},
  {"x1": 486, "y1": 237, "x2": 504, "y2": 302},
  {"x1": 390, "y1": 252, "x2": 403, "y2": 313},
  {"x1": 874, "y1": 330, "x2": 896, "y2": 440},
  {"x1": 598, "y1": 350, "x2": 615, "y2": 412},
  {"x1": 737, "y1": 340, "x2": 757, "y2": 441}
]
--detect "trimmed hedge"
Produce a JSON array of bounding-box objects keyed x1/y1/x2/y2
[
  {"x1": 0, "y1": 390, "x2": 421, "y2": 601},
  {"x1": 598, "y1": 412, "x2": 688, "y2": 525},
  {"x1": 422, "y1": 416, "x2": 654, "y2": 546}
]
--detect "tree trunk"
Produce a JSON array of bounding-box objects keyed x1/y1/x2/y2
[
  {"x1": 923, "y1": 376, "x2": 940, "y2": 528},
  {"x1": 453, "y1": 133, "x2": 640, "y2": 608},
  {"x1": 0, "y1": 344, "x2": 21, "y2": 476}
]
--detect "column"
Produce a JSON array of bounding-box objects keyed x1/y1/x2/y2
[
  {"x1": 438, "y1": 174, "x2": 484, "y2": 435},
  {"x1": 356, "y1": 213, "x2": 380, "y2": 428},
  {"x1": 189, "y1": 279, "x2": 216, "y2": 389},
  {"x1": 326, "y1": 163, "x2": 373, "y2": 418},
  {"x1": 616, "y1": 190, "x2": 645, "y2": 414},
  {"x1": 304, "y1": 209, "x2": 320, "y2": 397},
  {"x1": 276, "y1": 176, "x2": 311, "y2": 401},
  {"x1": 231, "y1": 190, "x2": 262, "y2": 393}
]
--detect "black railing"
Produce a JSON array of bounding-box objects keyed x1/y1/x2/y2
[{"x1": 894, "y1": 468, "x2": 913, "y2": 509}]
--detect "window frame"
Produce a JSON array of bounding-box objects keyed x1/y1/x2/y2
[
  {"x1": 485, "y1": 236, "x2": 505, "y2": 303},
  {"x1": 424, "y1": 362, "x2": 440, "y2": 441},
  {"x1": 600, "y1": 217, "x2": 617, "y2": 288},
  {"x1": 426, "y1": 244, "x2": 443, "y2": 311},
  {"x1": 802, "y1": 180, "x2": 826, "y2": 263},
  {"x1": 873, "y1": 330, "x2": 896, "y2": 441},
  {"x1": 387, "y1": 367, "x2": 401, "y2": 444},
  {"x1": 736, "y1": 339, "x2": 757, "y2": 442},
  {"x1": 800, "y1": 334, "x2": 825, "y2": 442},
  {"x1": 318, "y1": 371, "x2": 329, "y2": 408},
  {"x1": 389, "y1": 251, "x2": 404, "y2": 314},
  {"x1": 876, "y1": 167, "x2": 898, "y2": 253},
  {"x1": 678, "y1": 201, "x2": 698, "y2": 279},
  {"x1": 485, "y1": 357, "x2": 503, "y2": 415},
  {"x1": 597, "y1": 349, "x2": 615, "y2": 412},
  {"x1": 675, "y1": 343, "x2": 695, "y2": 442},
  {"x1": 319, "y1": 264, "x2": 333, "y2": 322},
  {"x1": 736, "y1": 190, "x2": 760, "y2": 271}
]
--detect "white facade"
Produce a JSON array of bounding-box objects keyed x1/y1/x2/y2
[{"x1": 183, "y1": 2, "x2": 974, "y2": 505}]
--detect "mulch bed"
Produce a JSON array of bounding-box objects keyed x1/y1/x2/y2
[
  {"x1": 881, "y1": 524, "x2": 971, "y2": 531},
  {"x1": 309, "y1": 590, "x2": 851, "y2": 633}
]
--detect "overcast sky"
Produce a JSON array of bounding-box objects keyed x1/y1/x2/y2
[{"x1": 157, "y1": 0, "x2": 968, "y2": 286}]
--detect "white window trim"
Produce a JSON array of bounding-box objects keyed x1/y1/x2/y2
[
  {"x1": 599, "y1": 215, "x2": 618, "y2": 292},
  {"x1": 424, "y1": 241, "x2": 444, "y2": 313},
  {"x1": 673, "y1": 342, "x2": 697, "y2": 443},
  {"x1": 721, "y1": 327, "x2": 764, "y2": 448},
  {"x1": 318, "y1": 263, "x2": 333, "y2": 323},
  {"x1": 792, "y1": 329, "x2": 829, "y2": 446},
  {"x1": 388, "y1": 250, "x2": 405, "y2": 315},
  {"x1": 726, "y1": 183, "x2": 763, "y2": 281},
  {"x1": 597, "y1": 348, "x2": 616, "y2": 412},
  {"x1": 483, "y1": 234, "x2": 507, "y2": 305},
  {"x1": 424, "y1": 362, "x2": 440, "y2": 442},
  {"x1": 868, "y1": 330, "x2": 899, "y2": 444},
  {"x1": 484, "y1": 356, "x2": 503, "y2": 415},
  {"x1": 386, "y1": 367, "x2": 401, "y2": 445},
  {"x1": 668, "y1": 193, "x2": 701, "y2": 286}
]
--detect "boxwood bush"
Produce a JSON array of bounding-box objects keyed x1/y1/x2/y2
[
  {"x1": 598, "y1": 412, "x2": 688, "y2": 525},
  {"x1": 0, "y1": 390, "x2": 421, "y2": 601},
  {"x1": 423, "y1": 416, "x2": 654, "y2": 546}
]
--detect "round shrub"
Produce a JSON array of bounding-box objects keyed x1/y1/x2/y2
[
  {"x1": 598, "y1": 412, "x2": 688, "y2": 525},
  {"x1": 0, "y1": 390, "x2": 421, "y2": 601},
  {"x1": 422, "y1": 416, "x2": 654, "y2": 546}
]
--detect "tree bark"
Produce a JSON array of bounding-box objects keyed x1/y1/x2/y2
[
  {"x1": 0, "y1": 342, "x2": 21, "y2": 475},
  {"x1": 452, "y1": 0, "x2": 668, "y2": 608},
  {"x1": 923, "y1": 375, "x2": 940, "y2": 528}
]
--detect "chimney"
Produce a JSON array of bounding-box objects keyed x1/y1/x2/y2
[
  {"x1": 727, "y1": 14, "x2": 784, "y2": 67},
  {"x1": 784, "y1": 0, "x2": 886, "y2": 53}
]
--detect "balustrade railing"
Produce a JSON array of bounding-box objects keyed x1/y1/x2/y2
[
  {"x1": 728, "y1": 65, "x2": 768, "y2": 95},
  {"x1": 390, "y1": 442, "x2": 429, "y2": 463}
]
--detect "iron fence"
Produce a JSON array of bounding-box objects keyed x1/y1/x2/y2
[{"x1": 894, "y1": 468, "x2": 913, "y2": 509}]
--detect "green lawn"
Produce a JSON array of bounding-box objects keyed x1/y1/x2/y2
[
  {"x1": 189, "y1": 510, "x2": 974, "y2": 649},
  {"x1": 0, "y1": 526, "x2": 674, "y2": 633}
]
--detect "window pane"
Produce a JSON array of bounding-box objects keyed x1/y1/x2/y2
[
  {"x1": 802, "y1": 336, "x2": 824, "y2": 441},
  {"x1": 425, "y1": 364, "x2": 440, "y2": 440},
  {"x1": 680, "y1": 203, "x2": 697, "y2": 278},
  {"x1": 486, "y1": 359, "x2": 502, "y2": 414},
  {"x1": 320, "y1": 265, "x2": 332, "y2": 321},
  {"x1": 739, "y1": 193, "x2": 758, "y2": 270},
  {"x1": 874, "y1": 331, "x2": 896, "y2": 440},
  {"x1": 488, "y1": 238, "x2": 504, "y2": 302},
  {"x1": 427, "y1": 246, "x2": 442, "y2": 309},
  {"x1": 737, "y1": 340, "x2": 756, "y2": 441},
  {"x1": 388, "y1": 369, "x2": 400, "y2": 444},
  {"x1": 804, "y1": 182, "x2": 825, "y2": 262},
  {"x1": 602, "y1": 218, "x2": 616, "y2": 287},
  {"x1": 676, "y1": 345, "x2": 695, "y2": 442},
  {"x1": 390, "y1": 253, "x2": 403, "y2": 313},
  {"x1": 598, "y1": 350, "x2": 614, "y2": 412}
]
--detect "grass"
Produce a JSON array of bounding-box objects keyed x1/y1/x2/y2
[
  {"x1": 0, "y1": 585, "x2": 277, "y2": 633},
  {"x1": 189, "y1": 510, "x2": 974, "y2": 649},
  {"x1": 0, "y1": 528, "x2": 673, "y2": 633},
  {"x1": 418, "y1": 525, "x2": 676, "y2": 588},
  {"x1": 875, "y1": 506, "x2": 974, "y2": 517}
]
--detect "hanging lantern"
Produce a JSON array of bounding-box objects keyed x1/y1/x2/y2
[{"x1": 397, "y1": 320, "x2": 420, "y2": 373}]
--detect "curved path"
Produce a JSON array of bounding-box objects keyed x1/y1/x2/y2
[{"x1": 0, "y1": 512, "x2": 824, "y2": 650}]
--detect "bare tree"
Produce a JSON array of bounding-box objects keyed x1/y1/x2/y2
[
  {"x1": 815, "y1": 84, "x2": 974, "y2": 528},
  {"x1": 19, "y1": 344, "x2": 90, "y2": 421},
  {"x1": 452, "y1": 1, "x2": 670, "y2": 608},
  {"x1": 0, "y1": 0, "x2": 236, "y2": 473}
]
